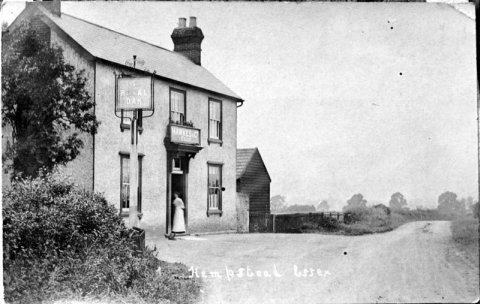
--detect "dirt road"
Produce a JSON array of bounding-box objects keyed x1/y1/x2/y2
[{"x1": 147, "y1": 221, "x2": 479, "y2": 303}]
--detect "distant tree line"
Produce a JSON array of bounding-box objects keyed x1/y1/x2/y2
[{"x1": 271, "y1": 191, "x2": 479, "y2": 218}]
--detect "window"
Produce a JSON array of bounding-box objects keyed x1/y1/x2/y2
[
  {"x1": 208, "y1": 163, "x2": 223, "y2": 215},
  {"x1": 120, "y1": 153, "x2": 143, "y2": 216},
  {"x1": 170, "y1": 89, "x2": 186, "y2": 125},
  {"x1": 173, "y1": 157, "x2": 182, "y2": 172},
  {"x1": 209, "y1": 99, "x2": 222, "y2": 143}
]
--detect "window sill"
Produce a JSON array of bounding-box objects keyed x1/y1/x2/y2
[
  {"x1": 207, "y1": 209, "x2": 223, "y2": 217},
  {"x1": 208, "y1": 138, "x2": 223, "y2": 146}
]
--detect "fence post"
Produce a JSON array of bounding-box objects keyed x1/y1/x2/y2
[{"x1": 273, "y1": 214, "x2": 276, "y2": 233}]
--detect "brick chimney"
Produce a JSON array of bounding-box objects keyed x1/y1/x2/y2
[
  {"x1": 27, "y1": 0, "x2": 61, "y2": 17},
  {"x1": 171, "y1": 17, "x2": 204, "y2": 65}
]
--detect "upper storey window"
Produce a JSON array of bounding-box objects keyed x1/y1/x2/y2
[
  {"x1": 170, "y1": 88, "x2": 186, "y2": 125},
  {"x1": 208, "y1": 98, "x2": 222, "y2": 144}
]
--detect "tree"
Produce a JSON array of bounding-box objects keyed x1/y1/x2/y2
[
  {"x1": 270, "y1": 195, "x2": 287, "y2": 212},
  {"x1": 2, "y1": 22, "x2": 99, "y2": 178},
  {"x1": 317, "y1": 200, "x2": 330, "y2": 212},
  {"x1": 463, "y1": 196, "x2": 475, "y2": 213},
  {"x1": 389, "y1": 192, "x2": 408, "y2": 210},
  {"x1": 343, "y1": 193, "x2": 367, "y2": 211},
  {"x1": 437, "y1": 191, "x2": 466, "y2": 217}
]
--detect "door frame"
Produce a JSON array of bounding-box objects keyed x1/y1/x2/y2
[{"x1": 166, "y1": 154, "x2": 190, "y2": 235}]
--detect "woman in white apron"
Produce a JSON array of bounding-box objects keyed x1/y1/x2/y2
[{"x1": 169, "y1": 192, "x2": 185, "y2": 240}]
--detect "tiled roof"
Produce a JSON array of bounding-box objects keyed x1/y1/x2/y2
[
  {"x1": 237, "y1": 148, "x2": 257, "y2": 179},
  {"x1": 44, "y1": 12, "x2": 242, "y2": 101}
]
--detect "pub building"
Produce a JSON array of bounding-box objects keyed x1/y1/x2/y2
[{"x1": 4, "y1": 2, "x2": 250, "y2": 236}]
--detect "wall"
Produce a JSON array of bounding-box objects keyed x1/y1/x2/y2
[
  {"x1": 241, "y1": 151, "x2": 271, "y2": 213},
  {"x1": 50, "y1": 30, "x2": 95, "y2": 190},
  {"x1": 93, "y1": 60, "x2": 238, "y2": 237},
  {"x1": 1, "y1": 19, "x2": 94, "y2": 189},
  {"x1": 236, "y1": 192, "x2": 249, "y2": 233}
]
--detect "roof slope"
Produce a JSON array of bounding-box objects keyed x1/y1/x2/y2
[
  {"x1": 237, "y1": 148, "x2": 256, "y2": 179},
  {"x1": 43, "y1": 12, "x2": 242, "y2": 101},
  {"x1": 237, "y1": 148, "x2": 271, "y2": 181}
]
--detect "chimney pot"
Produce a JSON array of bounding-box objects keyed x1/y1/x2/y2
[
  {"x1": 171, "y1": 17, "x2": 204, "y2": 65},
  {"x1": 189, "y1": 17, "x2": 197, "y2": 28},
  {"x1": 178, "y1": 18, "x2": 186, "y2": 28}
]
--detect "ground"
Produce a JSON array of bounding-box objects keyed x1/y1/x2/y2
[{"x1": 147, "y1": 221, "x2": 479, "y2": 304}]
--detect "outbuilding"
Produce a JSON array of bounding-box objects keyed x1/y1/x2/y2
[{"x1": 236, "y1": 148, "x2": 271, "y2": 214}]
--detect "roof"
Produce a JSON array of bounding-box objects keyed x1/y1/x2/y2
[
  {"x1": 237, "y1": 148, "x2": 271, "y2": 181},
  {"x1": 237, "y1": 148, "x2": 256, "y2": 179},
  {"x1": 28, "y1": 7, "x2": 243, "y2": 101}
]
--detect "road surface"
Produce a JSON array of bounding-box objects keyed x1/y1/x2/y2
[{"x1": 148, "y1": 221, "x2": 479, "y2": 303}]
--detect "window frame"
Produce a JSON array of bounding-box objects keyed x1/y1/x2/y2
[
  {"x1": 207, "y1": 162, "x2": 224, "y2": 216},
  {"x1": 119, "y1": 152, "x2": 144, "y2": 217},
  {"x1": 208, "y1": 98, "x2": 223, "y2": 145},
  {"x1": 169, "y1": 88, "x2": 187, "y2": 125}
]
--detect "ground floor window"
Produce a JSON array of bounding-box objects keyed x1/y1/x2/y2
[
  {"x1": 120, "y1": 152, "x2": 143, "y2": 215},
  {"x1": 207, "y1": 163, "x2": 223, "y2": 215}
]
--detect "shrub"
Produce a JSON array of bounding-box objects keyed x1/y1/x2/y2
[
  {"x1": 344, "y1": 206, "x2": 372, "y2": 223},
  {"x1": 3, "y1": 170, "x2": 200, "y2": 303},
  {"x1": 451, "y1": 219, "x2": 479, "y2": 245},
  {"x1": 300, "y1": 216, "x2": 339, "y2": 233}
]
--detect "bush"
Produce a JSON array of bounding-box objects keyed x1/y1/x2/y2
[
  {"x1": 451, "y1": 219, "x2": 479, "y2": 245},
  {"x1": 393, "y1": 208, "x2": 453, "y2": 221},
  {"x1": 3, "y1": 170, "x2": 200, "y2": 303},
  {"x1": 300, "y1": 216, "x2": 339, "y2": 233}
]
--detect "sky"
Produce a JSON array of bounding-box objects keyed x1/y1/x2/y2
[{"x1": 1, "y1": 1, "x2": 477, "y2": 210}]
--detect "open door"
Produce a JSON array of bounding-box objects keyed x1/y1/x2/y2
[{"x1": 167, "y1": 156, "x2": 188, "y2": 235}]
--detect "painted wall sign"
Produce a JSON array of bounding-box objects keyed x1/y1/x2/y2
[
  {"x1": 170, "y1": 125, "x2": 201, "y2": 145},
  {"x1": 117, "y1": 76, "x2": 153, "y2": 110}
]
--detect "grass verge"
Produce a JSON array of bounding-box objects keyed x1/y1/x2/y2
[
  {"x1": 450, "y1": 218, "x2": 479, "y2": 266},
  {"x1": 300, "y1": 207, "x2": 465, "y2": 236}
]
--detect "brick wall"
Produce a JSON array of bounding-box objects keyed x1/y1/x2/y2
[{"x1": 30, "y1": 17, "x2": 50, "y2": 45}]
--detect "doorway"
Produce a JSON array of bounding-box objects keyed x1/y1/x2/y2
[{"x1": 167, "y1": 156, "x2": 188, "y2": 235}]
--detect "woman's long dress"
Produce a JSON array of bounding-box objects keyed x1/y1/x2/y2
[{"x1": 172, "y1": 198, "x2": 186, "y2": 233}]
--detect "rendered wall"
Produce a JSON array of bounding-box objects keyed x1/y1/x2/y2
[
  {"x1": 50, "y1": 30, "x2": 95, "y2": 190},
  {"x1": 93, "y1": 61, "x2": 238, "y2": 237}
]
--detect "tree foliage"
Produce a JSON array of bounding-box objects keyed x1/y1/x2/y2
[
  {"x1": 343, "y1": 193, "x2": 367, "y2": 211},
  {"x1": 3, "y1": 170, "x2": 200, "y2": 303},
  {"x1": 317, "y1": 200, "x2": 330, "y2": 212},
  {"x1": 2, "y1": 21, "x2": 99, "y2": 178},
  {"x1": 437, "y1": 191, "x2": 466, "y2": 217},
  {"x1": 389, "y1": 192, "x2": 408, "y2": 210},
  {"x1": 270, "y1": 195, "x2": 287, "y2": 212}
]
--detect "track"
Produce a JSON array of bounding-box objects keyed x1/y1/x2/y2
[{"x1": 150, "y1": 221, "x2": 479, "y2": 303}]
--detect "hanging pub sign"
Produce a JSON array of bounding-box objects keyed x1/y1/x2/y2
[
  {"x1": 170, "y1": 124, "x2": 201, "y2": 145},
  {"x1": 116, "y1": 76, "x2": 154, "y2": 111}
]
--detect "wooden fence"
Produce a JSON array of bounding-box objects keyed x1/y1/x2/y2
[{"x1": 249, "y1": 211, "x2": 350, "y2": 233}]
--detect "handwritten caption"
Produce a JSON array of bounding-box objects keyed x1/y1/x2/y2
[{"x1": 188, "y1": 265, "x2": 331, "y2": 280}]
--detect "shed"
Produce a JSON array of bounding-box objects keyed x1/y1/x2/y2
[{"x1": 237, "y1": 148, "x2": 271, "y2": 213}]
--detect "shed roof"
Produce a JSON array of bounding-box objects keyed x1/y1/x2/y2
[
  {"x1": 237, "y1": 148, "x2": 271, "y2": 181},
  {"x1": 237, "y1": 148, "x2": 256, "y2": 179},
  {"x1": 22, "y1": 6, "x2": 242, "y2": 101}
]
